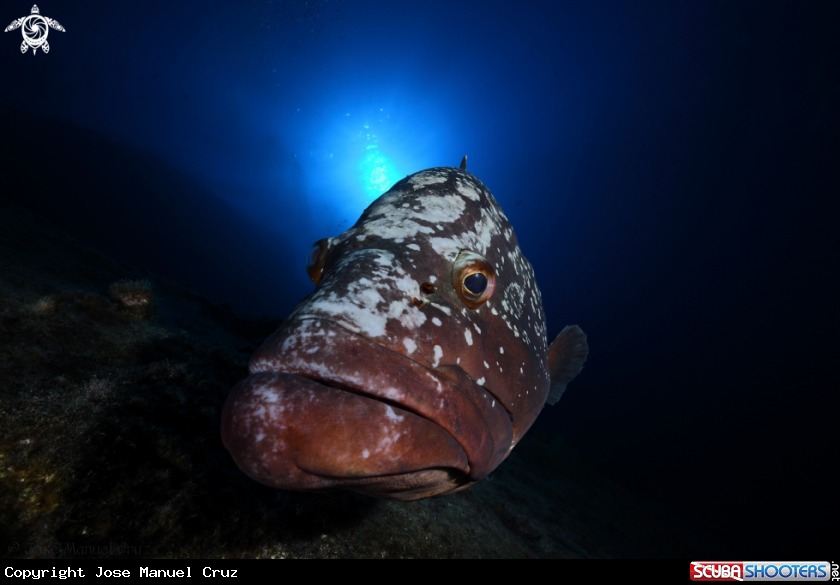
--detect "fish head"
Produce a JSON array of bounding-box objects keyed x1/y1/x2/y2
[{"x1": 222, "y1": 167, "x2": 554, "y2": 501}]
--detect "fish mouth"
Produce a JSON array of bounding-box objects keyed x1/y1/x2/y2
[{"x1": 221, "y1": 318, "x2": 513, "y2": 499}]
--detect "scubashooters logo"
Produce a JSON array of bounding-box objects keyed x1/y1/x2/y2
[
  {"x1": 4, "y1": 5, "x2": 65, "y2": 54},
  {"x1": 691, "y1": 561, "x2": 834, "y2": 582}
]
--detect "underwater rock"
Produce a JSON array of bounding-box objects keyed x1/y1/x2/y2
[{"x1": 109, "y1": 279, "x2": 156, "y2": 319}]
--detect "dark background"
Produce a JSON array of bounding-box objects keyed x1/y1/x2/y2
[{"x1": 1, "y1": 0, "x2": 837, "y2": 556}]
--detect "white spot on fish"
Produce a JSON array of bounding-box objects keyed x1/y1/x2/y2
[
  {"x1": 407, "y1": 243, "x2": 420, "y2": 251},
  {"x1": 432, "y1": 345, "x2": 443, "y2": 367},
  {"x1": 410, "y1": 173, "x2": 447, "y2": 188},
  {"x1": 384, "y1": 387, "x2": 404, "y2": 401},
  {"x1": 474, "y1": 323, "x2": 481, "y2": 334},
  {"x1": 432, "y1": 317, "x2": 442, "y2": 326},
  {"x1": 384, "y1": 405, "x2": 404, "y2": 423},
  {"x1": 403, "y1": 338, "x2": 417, "y2": 354},
  {"x1": 457, "y1": 182, "x2": 481, "y2": 201},
  {"x1": 499, "y1": 347, "x2": 504, "y2": 354},
  {"x1": 425, "y1": 372, "x2": 444, "y2": 393},
  {"x1": 362, "y1": 450, "x2": 370, "y2": 459},
  {"x1": 464, "y1": 329, "x2": 473, "y2": 346},
  {"x1": 477, "y1": 377, "x2": 485, "y2": 385},
  {"x1": 484, "y1": 361, "x2": 490, "y2": 369}
]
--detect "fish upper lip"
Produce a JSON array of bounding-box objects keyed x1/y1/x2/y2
[
  {"x1": 249, "y1": 318, "x2": 514, "y2": 479},
  {"x1": 287, "y1": 370, "x2": 415, "y2": 417},
  {"x1": 282, "y1": 318, "x2": 514, "y2": 423},
  {"x1": 438, "y1": 364, "x2": 516, "y2": 419}
]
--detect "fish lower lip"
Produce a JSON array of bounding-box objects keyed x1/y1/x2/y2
[{"x1": 250, "y1": 318, "x2": 514, "y2": 480}]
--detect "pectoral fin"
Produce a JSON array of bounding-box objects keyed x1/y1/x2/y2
[
  {"x1": 545, "y1": 325, "x2": 588, "y2": 406},
  {"x1": 460, "y1": 155, "x2": 467, "y2": 170}
]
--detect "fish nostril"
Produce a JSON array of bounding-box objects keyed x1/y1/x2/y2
[
  {"x1": 420, "y1": 282, "x2": 435, "y2": 294},
  {"x1": 411, "y1": 297, "x2": 425, "y2": 308}
]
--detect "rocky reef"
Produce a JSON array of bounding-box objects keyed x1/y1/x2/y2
[{"x1": 0, "y1": 195, "x2": 721, "y2": 559}]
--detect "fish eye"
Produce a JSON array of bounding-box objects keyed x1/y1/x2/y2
[
  {"x1": 452, "y1": 250, "x2": 496, "y2": 309},
  {"x1": 306, "y1": 238, "x2": 331, "y2": 285},
  {"x1": 306, "y1": 245, "x2": 320, "y2": 268}
]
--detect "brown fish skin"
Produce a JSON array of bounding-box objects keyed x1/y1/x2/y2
[{"x1": 221, "y1": 166, "x2": 587, "y2": 500}]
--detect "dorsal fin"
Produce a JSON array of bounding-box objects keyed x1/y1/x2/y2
[
  {"x1": 459, "y1": 155, "x2": 467, "y2": 170},
  {"x1": 545, "y1": 325, "x2": 588, "y2": 406}
]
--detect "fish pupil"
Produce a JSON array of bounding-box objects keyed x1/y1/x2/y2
[{"x1": 463, "y1": 272, "x2": 487, "y2": 295}]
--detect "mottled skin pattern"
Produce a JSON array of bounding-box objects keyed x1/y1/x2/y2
[{"x1": 222, "y1": 167, "x2": 554, "y2": 500}]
